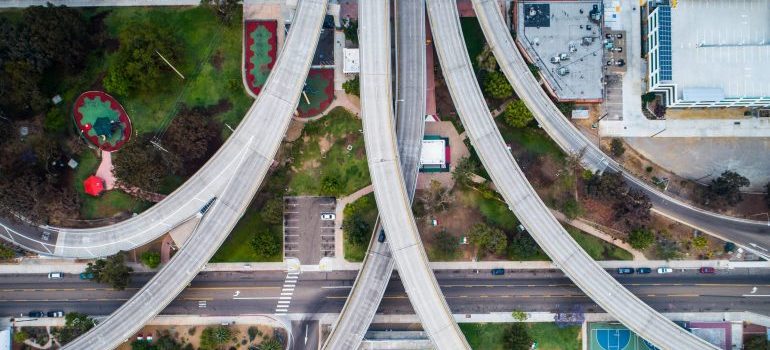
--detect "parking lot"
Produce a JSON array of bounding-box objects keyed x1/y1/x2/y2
[{"x1": 284, "y1": 196, "x2": 336, "y2": 265}]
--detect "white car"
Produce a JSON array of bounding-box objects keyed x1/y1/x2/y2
[
  {"x1": 320, "y1": 213, "x2": 335, "y2": 221},
  {"x1": 656, "y1": 267, "x2": 673, "y2": 274},
  {"x1": 48, "y1": 272, "x2": 63, "y2": 279}
]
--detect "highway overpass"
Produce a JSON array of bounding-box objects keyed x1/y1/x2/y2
[
  {"x1": 322, "y1": 0, "x2": 427, "y2": 348},
  {"x1": 358, "y1": 0, "x2": 470, "y2": 347},
  {"x1": 427, "y1": 0, "x2": 716, "y2": 348},
  {"x1": 60, "y1": 1, "x2": 328, "y2": 348}
]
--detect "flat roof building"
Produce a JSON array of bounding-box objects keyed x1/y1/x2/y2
[
  {"x1": 420, "y1": 136, "x2": 450, "y2": 172},
  {"x1": 646, "y1": 0, "x2": 770, "y2": 108}
]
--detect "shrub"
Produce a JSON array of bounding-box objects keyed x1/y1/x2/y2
[
  {"x1": 140, "y1": 251, "x2": 161, "y2": 269},
  {"x1": 483, "y1": 71, "x2": 513, "y2": 100},
  {"x1": 502, "y1": 100, "x2": 534, "y2": 128},
  {"x1": 342, "y1": 75, "x2": 360, "y2": 96},
  {"x1": 610, "y1": 138, "x2": 625, "y2": 157},
  {"x1": 628, "y1": 228, "x2": 654, "y2": 250}
]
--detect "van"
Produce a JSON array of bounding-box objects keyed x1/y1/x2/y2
[{"x1": 48, "y1": 272, "x2": 63, "y2": 279}]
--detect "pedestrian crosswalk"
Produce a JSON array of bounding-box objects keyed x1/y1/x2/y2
[
  {"x1": 274, "y1": 271, "x2": 299, "y2": 315},
  {"x1": 198, "y1": 300, "x2": 207, "y2": 308}
]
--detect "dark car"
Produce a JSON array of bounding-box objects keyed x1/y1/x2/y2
[
  {"x1": 377, "y1": 230, "x2": 386, "y2": 243},
  {"x1": 636, "y1": 268, "x2": 652, "y2": 274},
  {"x1": 699, "y1": 267, "x2": 716, "y2": 274},
  {"x1": 617, "y1": 268, "x2": 634, "y2": 274},
  {"x1": 28, "y1": 311, "x2": 45, "y2": 318},
  {"x1": 491, "y1": 268, "x2": 505, "y2": 275},
  {"x1": 79, "y1": 272, "x2": 94, "y2": 280}
]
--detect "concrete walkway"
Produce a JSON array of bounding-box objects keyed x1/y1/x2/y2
[
  {"x1": 333, "y1": 185, "x2": 373, "y2": 259},
  {"x1": 551, "y1": 210, "x2": 648, "y2": 261},
  {"x1": 294, "y1": 90, "x2": 361, "y2": 122}
]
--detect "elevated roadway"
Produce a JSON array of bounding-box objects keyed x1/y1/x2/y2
[
  {"x1": 322, "y1": 0, "x2": 427, "y2": 348},
  {"x1": 357, "y1": 0, "x2": 469, "y2": 348},
  {"x1": 470, "y1": 0, "x2": 770, "y2": 259},
  {"x1": 60, "y1": 1, "x2": 328, "y2": 348},
  {"x1": 427, "y1": 0, "x2": 716, "y2": 348}
]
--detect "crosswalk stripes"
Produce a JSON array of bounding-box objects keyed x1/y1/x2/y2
[
  {"x1": 274, "y1": 271, "x2": 300, "y2": 315},
  {"x1": 198, "y1": 300, "x2": 207, "y2": 308}
]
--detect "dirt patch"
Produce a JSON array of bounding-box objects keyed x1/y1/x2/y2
[
  {"x1": 210, "y1": 50, "x2": 224, "y2": 71},
  {"x1": 284, "y1": 119, "x2": 304, "y2": 142},
  {"x1": 319, "y1": 135, "x2": 333, "y2": 154},
  {"x1": 417, "y1": 188, "x2": 484, "y2": 261},
  {"x1": 115, "y1": 324, "x2": 284, "y2": 350}
]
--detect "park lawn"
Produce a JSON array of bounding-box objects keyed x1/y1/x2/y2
[
  {"x1": 497, "y1": 122, "x2": 566, "y2": 162},
  {"x1": 343, "y1": 194, "x2": 378, "y2": 262},
  {"x1": 460, "y1": 323, "x2": 581, "y2": 350},
  {"x1": 73, "y1": 150, "x2": 151, "y2": 219},
  {"x1": 568, "y1": 227, "x2": 633, "y2": 261},
  {"x1": 460, "y1": 17, "x2": 486, "y2": 73},
  {"x1": 288, "y1": 107, "x2": 370, "y2": 196},
  {"x1": 50, "y1": 6, "x2": 253, "y2": 136},
  {"x1": 211, "y1": 206, "x2": 282, "y2": 263}
]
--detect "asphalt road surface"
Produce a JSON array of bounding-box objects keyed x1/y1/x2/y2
[{"x1": 3, "y1": 270, "x2": 769, "y2": 318}]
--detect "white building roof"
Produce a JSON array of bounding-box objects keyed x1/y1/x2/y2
[
  {"x1": 670, "y1": 0, "x2": 770, "y2": 99},
  {"x1": 420, "y1": 139, "x2": 446, "y2": 167},
  {"x1": 343, "y1": 48, "x2": 360, "y2": 74}
]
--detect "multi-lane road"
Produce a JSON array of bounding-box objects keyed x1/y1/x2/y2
[{"x1": 3, "y1": 270, "x2": 770, "y2": 317}]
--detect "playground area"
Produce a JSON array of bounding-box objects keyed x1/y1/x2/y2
[
  {"x1": 244, "y1": 20, "x2": 277, "y2": 96},
  {"x1": 297, "y1": 68, "x2": 334, "y2": 118},
  {"x1": 72, "y1": 91, "x2": 132, "y2": 152}
]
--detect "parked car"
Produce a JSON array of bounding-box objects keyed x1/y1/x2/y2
[
  {"x1": 491, "y1": 268, "x2": 505, "y2": 276},
  {"x1": 48, "y1": 272, "x2": 62, "y2": 279},
  {"x1": 657, "y1": 267, "x2": 673, "y2": 274},
  {"x1": 27, "y1": 311, "x2": 45, "y2": 318},
  {"x1": 611, "y1": 46, "x2": 623, "y2": 52},
  {"x1": 636, "y1": 268, "x2": 652, "y2": 274},
  {"x1": 378, "y1": 230, "x2": 386, "y2": 243},
  {"x1": 320, "y1": 213, "x2": 335, "y2": 221},
  {"x1": 79, "y1": 272, "x2": 94, "y2": 280},
  {"x1": 699, "y1": 267, "x2": 716, "y2": 274},
  {"x1": 47, "y1": 310, "x2": 64, "y2": 317},
  {"x1": 617, "y1": 268, "x2": 634, "y2": 274}
]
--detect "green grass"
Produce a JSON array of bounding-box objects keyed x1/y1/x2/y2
[
  {"x1": 497, "y1": 121, "x2": 566, "y2": 161},
  {"x1": 51, "y1": 6, "x2": 253, "y2": 136},
  {"x1": 460, "y1": 323, "x2": 581, "y2": 350},
  {"x1": 460, "y1": 17, "x2": 487, "y2": 72},
  {"x1": 343, "y1": 193, "x2": 378, "y2": 262},
  {"x1": 73, "y1": 150, "x2": 151, "y2": 219},
  {"x1": 210, "y1": 205, "x2": 282, "y2": 263},
  {"x1": 568, "y1": 227, "x2": 633, "y2": 261},
  {"x1": 288, "y1": 107, "x2": 370, "y2": 196}
]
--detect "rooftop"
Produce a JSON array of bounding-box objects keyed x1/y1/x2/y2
[
  {"x1": 516, "y1": 0, "x2": 604, "y2": 101},
  {"x1": 669, "y1": 0, "x2": 770, "y2": 99}
]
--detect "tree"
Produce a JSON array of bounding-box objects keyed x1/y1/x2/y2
[
  {"x1": 343, "y1": 19, "x2": 358, "y2": 45},
  {"x1": 259, "y1": 338, "x2": 282, "y2": 350},
  {"x1": 586, "y1": 171, "x2": 627, "y2": 201},
  {"x1": 702, "y1": 170, "x2": 750, "y2": 208},
  {"x1": 342, "y1": 75, "x2": 360, "y2": 96},
  {"x1": 610, "y1": 138, "x2": 625, "y2": 157},
  {"x1": 343, "y1": 215, "x2": 370, "y2": 246},
  {"x1": 113, "y1": 136, "x2": 181, "y2": 192},
  {"x1": 104, "y1": 24, "x2": 180, "y2": 96},
  {"x1": 0, "y1": 244, "x2": 15, "y2": 261},
  {"x1": 508, "y1": 232, "x2": 539, "y2": 260},
  {"x1": 13, "y1": 329, "x2": 29, "y2": 343},
  {"x1": 561, "y1": 197, "x2": 583, "y2": 220},
  {"x1": 260, "y1": 198, "x2": 284, "y2": 225},
  {"x1": 201, "y1": 0, "x2": 241, "y2": 25},
  {"x1": 433, "y1": 230, "x2": 458, "y2": 259},
  {"x1": 475, "y1": 44, "x2": 497, "y2": 72},
  {"x1": 483, "y1": 71, "x2": 513, "y2": 100},
  {"x1": 502, "y1": 100, "x2": 534, "y2": 128},
  {"x1": 452, "y1": 156, "x2": 479, "y2": 188},
  {"x1": 628, "y1": 228, "x2": 654, "y2": 250},
  {"x1": 744, "y1": 335, "x2": 769, "y2": 350},
  {"x1": 250, "y1": 230, "x2": 281, "y2": 258},
  {"x1": 467, "y1": 222, "x2": 507, "y2": 257},
  {"x1": 656, "y1": 238, "x2": 681, "y2": 260},
  {"x1": 692, "y1": 235, "x2": 708, "y2": 250},
  {"x1": 342, "y1": 195, "x2": 376, "y2": 248},
  {"x1": 420, "y1": 180, "x2": 452, "y2": 215},
  {"x1": 641, "y1": 92, "x2": 656, "y2": 103},
  {"x1": 140, "y1": 251, "x2": 161, "y2": 269},
  {"x1": 612, "y1": 189, "x2": 652, "y2": 229},
  {"x1": 503, "y1": 323, "x2": 533, "y2": 350},
  {"x1": 511, "y1": 310, "x2": 528, "y2": 321},
  {"x1": 199, "y1": 326, "x2": 231, "y2": 350},
  {"x1": 163, "y1": 105, "x2": 223, "y2": 175},
  {"x1": 85, "y1": 252, "x2": 133, "y2": 290},
  {"x1": 54, "y1": 312, "x2": 95, "y2": 345}
]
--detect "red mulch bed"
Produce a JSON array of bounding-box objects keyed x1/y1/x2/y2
[
  {"x1": 244, "y1": 20, "x2": 277, "y2": 96},
  {"x1": 72, "y1": 91, "x2": 132, "y2": 152}
]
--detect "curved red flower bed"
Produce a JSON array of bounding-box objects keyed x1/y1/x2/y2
[
  {"x1": 73, "y1": 91, "x2": 132, "y2": 152},
  {"x1": 244, "y1": 20, "x2": 278, "y2": 96}
]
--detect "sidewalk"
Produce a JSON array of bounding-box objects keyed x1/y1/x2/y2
[{"x1": 551, "y1": 210, "x2": 648, "y2": 261}]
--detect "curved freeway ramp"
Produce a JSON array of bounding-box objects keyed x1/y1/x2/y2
[
  {"x1": 470, "y1": 0, "x2": 770, "y2": 259},
  {"x1": 61, "y1": 1, "x2": 328, "y2": 348},
  {"x1": 358, "y1": 0, "x2": 470, "y2": 348},
  {"x1": 427, "y1": 0, "x2": 716, "y2": 349},
  {"x1": 322, "y1": 0, "x2": 427, "y2": 348}
]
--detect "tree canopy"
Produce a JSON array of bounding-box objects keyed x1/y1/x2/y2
[
  {"x1": 104, "y1": 24, "x2": 179, "y2": 96},
  {"x1": 200, "y1": 0, "x2": 241, "y2": 25},
  {"x1": 610, "y1": 138, "x2": 625, "y2": 157},
  {"x1": 342, "y1": 75, "x2": 360, "y2": 96},
  {"x1": 468, "y1": 222, "x2": 507, "y2": 257},
  {"x1": 85, "y1": 252, "x2": 133, "y2": 290},
  {"x1": 702, "y1": 170, "x2": 750, "y2": 208},
  {"x1": 199, "y1": 326, "x2": 232, "y2": 350},
  {"x1": 483, "y1": 71, "x2": 513, "y2": 100},
  {"x1": 54, "y1": 313, "x2": 95, "y2": 345},
  {"x1": 503, "y1": 323, "x2": 533, "y2": 350},
  {"x1": 162, "y1": 105, "x2": 224, "y2": 175},
  {"x1": 140, "y1": 251, "x2": 161, "y2": 269},
  {"x1": 249, "y1": 230, "x2": 281, "y2": 258},
  {"x1": 628, "y1": 228, "x2": 654, "y2": 250},
  {"x1": 113, "y1": 136, "x2": 181, "y2": 192},
  {"x1": 502, "y1": 100, "x2": 534, "y2": 128},
  {"x1": 260, "y1": 198, "x2": 284, "y2": 226}
]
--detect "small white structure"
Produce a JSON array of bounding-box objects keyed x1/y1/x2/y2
[
  {"x1": 420, "y1": 138, "x2": 447, "y2": 170},
  {"x1": 571, "y1": 108, "x2": 590, "y2": 119},
  {"x1": 342, "y1": 48, "x2": 360, "y2": 74}
]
